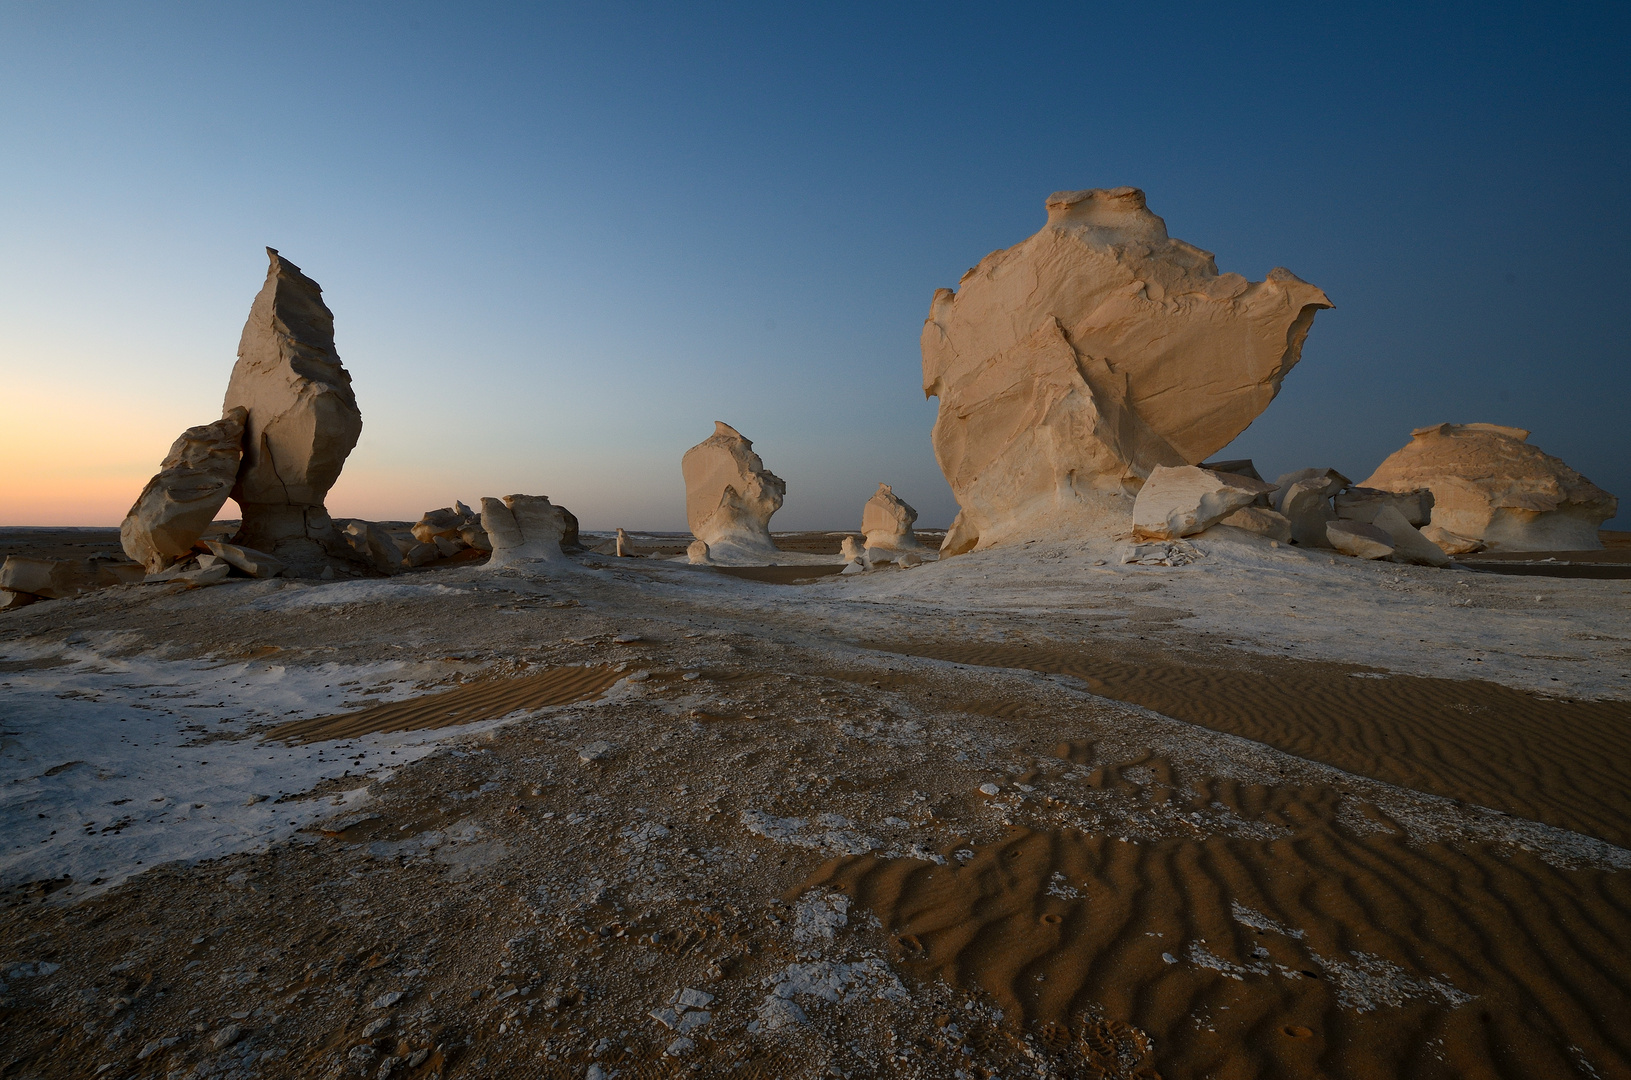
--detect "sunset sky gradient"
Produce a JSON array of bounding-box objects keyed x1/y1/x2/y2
[{"x1": 2, "y1": 3, "x2": 1627, "y2": 529}]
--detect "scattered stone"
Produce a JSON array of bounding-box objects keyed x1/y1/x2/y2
[
  {"x1": 922, "y1": 186, "x2": 1331, "y2": 554},
  {"x1": 664, "y1": 1036, "x2": 694, "y2": 1057},
  {"x1": 978, "y1": 783, "x2": 1001, "y2": 796},
  {"x1": 411, "y1": 507, "x2": 469, "y2": 544},
  {"x1": 1118, "y1": 540, "x2": 1203, "y2": 567},
  {"x1": 209, "y1": 1023, "x2": 243, "y2": 1051},
  {"x1": 361, "y1": 1018, "x2": 390, "y2": 1038},
  {"x1": 403, "y1": 542, "x2": 439, "y2": 568},
  {"x1": 1326, "y1": 520, "x2": 1395, "y2": 560},
  {"x1": 681, "y1": 422, "x2": 786, "y2": 563},
  {"x1": 223, "y1": 249, "x2": 364, "y2": 576},
  {"x1": 675, "y1": 988, "x2": 714, "y2": 1009},
  {"x1": 579, "y1": 741, "x2": 616, "y2": 764},
  {"x1": 120, "y1": 408, "x2": 248, "y2": 573},
  {"x1": 1132, "y1": 466, "x2": 1275, "y2": 540},
  {"x1": 0, "y1": 589, "x2": 36, "y2": 611},
  {"x1": 370, "y1": 991, "x2": 403, "y2": 1008},
  {"x1": 1362, "y1": 423, "x2": 1617, "y2": 551}
]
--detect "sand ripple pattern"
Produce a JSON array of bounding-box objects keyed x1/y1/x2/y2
[
  {"x1": 804, "y1": 752, "x2": 1631, "y2": 1079},
  {"x1": 267, "y1": 665, "x2": 624, "y2": 744},
  {"x1": 884, "y1": 642, "x2": 1631, "y2": 849}
]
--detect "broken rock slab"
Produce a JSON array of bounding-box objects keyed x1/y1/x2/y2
[
  {"x1": 1213, "y1": 506, "x2": 1292, "y2": 543},
  {"x1": 1132, "y1": 466, "x2": 1275, "y2": 540},
  {"x1": 0, "y1": 556, "x2": 82, "y2": 600},
  {"x1": 222, "y1": 249, "x2": 364, "y2": 576},
  {"x1": 1362, "y1": 423, "x2": 1617, "y2": 552},
  {"x1": 120, "y1": 408, "x2": 247, "y2": 573},
  {"x1": 1334, "y1": 486, "x2": 1434, "y2": 527},
  {"x1": 1371, "y1": 504, "x2": 1451, "y2": 568},
  {"x1": 481, "y1": 495, "x2": 574, "y2": 568},
  {"x1": 1276, "y1": 469, "x2": 1350, "y2": 548},
  {"x1": 1118, "y1": 539, "x2": 1203, "y2": 567},
  {"x1": 681, "y1": 422, "x2": 786, "y2": 564},
  {"x1": 922, "y1": 186, "x2": 1332, "y2": 555},
  {"x1": 1327, "y1": 520, "x2": 1394, "y2": 560},
  {"x1": 202, "y1": 540, "x2": 285, "y2": 579},
  {"x1": 340, "y1": 521, "x2": 404, "y2": 575},
  {"x1": 1423, "y1": 524, "x2": 1484, "y2": 555}
]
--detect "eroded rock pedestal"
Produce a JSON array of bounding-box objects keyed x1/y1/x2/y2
[
  {"x1": 222, "y1": 249, "x2": 364, "y2": 575},
  {"x1": 681, "y1": 422, "x2": 786, "y2": 563},
  {"x1": 861, "y1": 484, "x2": 923, "y2": 558},
  {"x1": 481, "y1": 494, "x2": 575, "y2": 568},
  {"x1": 120, "y1": 408, "x2": 248, "y2": 573},
  {"x1": 922, "y1": 187, "x2": 1331, "y2": 555},
  {"x1": 1362, "y1": 424, "x2": 1617, "y2": 552}
]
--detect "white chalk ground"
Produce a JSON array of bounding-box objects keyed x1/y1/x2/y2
[
  {"x1": 3, "y1": 530, "x2": 1626, "y2": 900},
  {"x1": 0, "y1": 630, "x2": 636, "y2": 897}
]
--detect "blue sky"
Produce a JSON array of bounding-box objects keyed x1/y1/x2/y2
[{"x1": 2, "y1": 2, "x2": 1626, "y2": 529}]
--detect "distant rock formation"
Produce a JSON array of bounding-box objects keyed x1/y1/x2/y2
[
  {"x1": 481, "y1": 494, "x2": 575, "y2": 568},
  {"x1": 222, "y1": 249, "x2": 364, "y2": 575},
  {"x1": 861, "y1": 484, "x2": 922, "y2": 557},
  {"x1": 1362, "y1": 424, "x2": 1617, "y2": 551},
  {"x1": 922, "y1": 187, "x2": 1332, "y2": 555},
  {"x1": 120, "y1": 407, "x2": 247, "y2": 572},
  {"x1": 681, "y1": 422, "x2": 786, "y2": 563}
]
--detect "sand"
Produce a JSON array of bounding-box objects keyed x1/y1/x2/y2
[{"x1": 1, "y1": 528, "x2": 1628, "y2": 1078}]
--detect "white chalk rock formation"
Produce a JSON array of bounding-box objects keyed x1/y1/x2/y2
[
  {"x1": 1361, "y1": 424, "x2": 1617, "y2": 552},
  {"x1": 681, "y1": 422, "x2": 786, "y2": 563},
  {"x1": 0, "y1": 556, "x2": 83, "y2": 600},
  {"x1": 1333, "y1": 486, "x2": 1433, "y2": 527},
  {"x1": 839, "y1": 536, "x2": 866, "y2": 565},
  {"x1": 922, "y1": 187, "x2": 1332, "y2": 555},
  {"x1": 687, "y1": 540, "x2": 712, "y2": 565},
  {"x1": 222, "y1": 249, "x2": 364, "y2": 575},
  {"x1": 1272, "y1": 469, "x2": 1349, "y2": 547},
  {"x1": 480, "y1": 494, "x2": 574, "y2": 568},
  {"x1": 1132, "y1": 466, "x2": 1275, "y2": 540},
  {"x1": 861, "y1": 485, "x2": 923, "y2": 553},
  {"x1": 1326, "y1": 520, "x2": 1394, "y2": 560},
  {"x1": 120, "y1": 408, "x2": 248, "y2": 573},
  {"x1": 1370, "y1": 505, "x2": 1451, "y2": 568}
]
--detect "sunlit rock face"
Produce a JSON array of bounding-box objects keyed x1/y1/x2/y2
[
  {"x1": 222, "y1": 248, "x2": 364, "y2": 575},
  {"x1": 861, "y1": 484, "x2": 923, "y2": 553},
  {"x1": 681, "y1": 422, "x2": 786, "y2": 563},
  {"x1": 922, "y1": 187, "x2": 1332, "y2": 555},
  {"x1": 1362, "y1": 423, "x2": 1617, "y2": 552},
  {"x1": 120, "y1": 408, "x2": 247, "y2": 573}
]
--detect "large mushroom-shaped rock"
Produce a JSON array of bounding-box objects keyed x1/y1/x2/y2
[
  {"x1": 1132, "y1": 466, "x2": 1275, "y2": 540},
  {"x1": 119, "y1": 407, "x2": 248, "y2": 573},
  {"x1": 681, "y1": 422, "x2": 786, "y2": 563},
  {"x1": 480, "y1": 495, "x2": 574, "y2": 568},
  {"x1": 222, "y1": 249, "x2": 364, "y2": 575},
  {"x1": 1361, "y1": 424, "x2": 1617, "y2": 552},
  {"x1": 861, "y1": 484, "x2": 923, "y2": 555},
  {"x1": 922, "y1": 187, "x2": 1332, "y2": 555}
]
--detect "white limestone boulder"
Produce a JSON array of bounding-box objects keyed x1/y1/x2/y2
[
  {"x1": 341, "y1": 521, "x2": 405, "y2": 575},
  {"x1": 480, "y1": 494, "x2": 574, "y2": 568},
  {"x1": 839, "y1": 536, "x2": 867, "y2": 566},
  {"x1": 1326, "y1": 520, "x2": 1394, "y2": 560},
  {"x1": 1370, "y1": 505, "x2": 1451, "y2": 568},
  {"x1": 1132, "y1": 466, "x2": 1275, "y2": 540},
  {"x1": 1361, "y1": 423, "x2": 1616, "y2": 552},
  {"x1": 1422, "y1": 524, "x2": 1484, "y2": 556},
  {"x1": 681, "y1": 422, "x2": 786, "y2": 564},
  {"x1": 222, "y1": 249, "x2": 364, "y2": 576},
  {"x1": 0, "y1": 556, "x2": 82, "y2": 600},
  {"x1": 687, "y1": 540, "x2": 712, "y2": 565},
  {"x1": 922, "y1": 187, "x2": 1331, "y2": 555},
  {"x1": 1213, "y1": 506, "x2": 1292, "y2": 543},
  {"x1": 120, "y1": 408, "x2": 247, "y2": 573}
]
